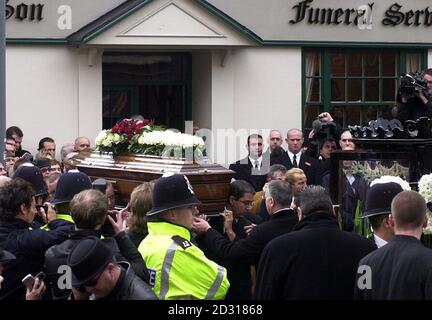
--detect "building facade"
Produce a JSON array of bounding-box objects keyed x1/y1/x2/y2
[{"x1": 5, "y1": 0, "x2": 432, "y2": 164}]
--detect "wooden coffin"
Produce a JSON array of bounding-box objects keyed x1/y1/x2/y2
[{"x1": 76, "y1": 152, "x2": 234, "y2": 215}]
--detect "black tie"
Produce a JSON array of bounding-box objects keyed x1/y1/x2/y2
[
  {"x1": 293, "y1": 154, "x2": 298, "y2": 168},
  {"x1": 254, "y1": 160, "x2": 260, "y2": 169}
]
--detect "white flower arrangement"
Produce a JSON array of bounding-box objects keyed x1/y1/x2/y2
[
  {"x1": 418, "y1": 174, "x2": 432, "y2": 234},
  {"x1": 95, "y1": 118, "x2": 206, "y2": 161},
  {"x1": 134, "y1": 130, "x2": 205, "y2": 159},
  {"x1": 137, "y1": 130, "x2": 205, "y2": 149},
  {"x1": 95, "y1": 130, "x2": 128, "y2": 148},
  {"x1": 370, "y1": 175, "x2": 411, "y2": 191}
]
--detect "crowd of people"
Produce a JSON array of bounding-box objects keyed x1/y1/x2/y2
[{"x1": 0, "y1": 119, "x2": 432, "y2": 301}]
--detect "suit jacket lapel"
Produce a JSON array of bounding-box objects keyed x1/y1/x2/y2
[{"x1": 299, "y1": 155, "x2": 305, "y2": 168}]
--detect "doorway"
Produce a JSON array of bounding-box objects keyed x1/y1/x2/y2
[{"x1": 102, "y1": 52, "x2": 191, "y2": 131}]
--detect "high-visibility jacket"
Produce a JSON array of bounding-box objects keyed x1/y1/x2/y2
[
  {"x1": 41, "y1": 213, "x2": 74, "y2": 231},
  {"x1": 138, "y1": 221, "x2": 229, "y2": 300}
]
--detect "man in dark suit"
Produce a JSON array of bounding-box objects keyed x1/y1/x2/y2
[
  {"x1": 355, "y1": 190, "x2": 432, "y2": 300},
  {"x1": 192, "y1": 180, "x2": 298, "y2": 269},
  {"x1": 322, "y1": 145, "x2": 368, "y2": 233},
  {"x1": 281, "y1": 128, "x2": 321, "y2": 186},
  {"x1": 262, "y1": 130, "x2": 285, "y2": 165},
  {"x1": 207, "y1": 180, "x2": 261, "y2": 300},
  {"x1": 255, "y1": 186, "x2": 376, "y2": 300},
  {"x1": 229, "y1": 134, "x2": 267, "y2": 192}
]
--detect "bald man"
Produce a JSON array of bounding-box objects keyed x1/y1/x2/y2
[
  {"x1": 281, "y1": 128, "x2": 321, "y2": 186},
  {"x1": 74, "y1": 137, "x2": 91, "y2": 152}
]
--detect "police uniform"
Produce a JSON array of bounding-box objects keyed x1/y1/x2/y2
[
  {"x1": 138, "y1": 174, "x2": 229, "y2": 300},
  {"x1": 361, "y1": 181, "x2": 404, "y2": 248}
]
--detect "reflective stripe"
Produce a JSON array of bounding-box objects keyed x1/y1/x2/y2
[
  {"x1": 205, "y1": 265, "x2": 225, "y2": 300},
  {"x1": 159, "y1": 242, "x2": 178, "y2": 299}
]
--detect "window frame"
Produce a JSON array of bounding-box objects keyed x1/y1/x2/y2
[{"x1": 302, "y1": 48, "x2": 428, "y2": 131}]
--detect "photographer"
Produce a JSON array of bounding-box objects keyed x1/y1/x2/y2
[
  {"x1": 305, "y1": 112, "x2": 341, "y2": 174},
  {"x1": 397, "y1": 69, "x2": 432, "y2": 123},
  {"x1": 0, "y1": 179, "x2": 73, "y2": 300}
]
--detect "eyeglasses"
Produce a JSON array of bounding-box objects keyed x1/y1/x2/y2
[
  {"x1": 237, "y1": 200, "x2": 255, "y2": 207},
  {"x1": 83, "y1": 270, "x2": 104, "y2": 288},
  {"x1": 40, "y1": 167, "x2": 52, "y2": 173}
]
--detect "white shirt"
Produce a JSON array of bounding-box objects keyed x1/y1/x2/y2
[
  {"x1": 345, "y1": 172, "x2": 355, "y2": 186},
  {"x1": 344, "y1": 170, "x2": 356, "y2": 193},
  {"x1": 287, "y1": 151, "x2": 302, "y2": 166},
  {"x1": 249, "y1": 156, "x2": 263, "y2": 169},
  {"x1": 373, "y1": 234, "x2": 388, "y2": 248}
]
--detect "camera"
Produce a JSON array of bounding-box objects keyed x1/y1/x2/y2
[
  {"x1": 310, "y1": 118, "x2": 337, "y2": 141},
  {"x1": 399, "y1": 72, "x2": 429, "y2": 100},
  {"x1": 92, "y1": 178, "x2": 107, "y2": 194},
  {"x1": 36, "y1": 204, "x2": 49, "y2": 213},
  {"x1": 22, "y1": 152, "x2": 33, "y2": 162}
]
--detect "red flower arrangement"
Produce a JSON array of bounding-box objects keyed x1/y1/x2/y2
[{"x1": 111, "y1": 118, "x2": 151, "y2": 140}]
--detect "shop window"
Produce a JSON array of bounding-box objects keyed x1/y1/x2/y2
[{"x1": 303, "y1": 49, "x2": 426, "y2": 130}]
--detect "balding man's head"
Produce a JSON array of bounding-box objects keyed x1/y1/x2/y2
[
  {"x1": 269, "y1": 130, "x2": 283, "y2": 150},
  {"x1": 74, "y1": 137, "x2": 91, "y2": 152},
  {"x1": 391, "y1": 191, "x2": 427, "y2": 231},
  {"x1": 339, "y1": 130, "x2": 355, "y2": 150}
]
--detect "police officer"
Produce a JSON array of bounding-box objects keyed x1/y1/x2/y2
[
  {"x1": 50, "y1": 170, "x2": 92, "y2": 224},
  {"x1": 362, "y1": 181, "x2": 403, "y2": 248},
  {"x1": 138, "y1": 173, "x2": 230, "y2": 300}
]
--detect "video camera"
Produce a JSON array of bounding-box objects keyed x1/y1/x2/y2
[
  {"x1": 310, "y1": 118, "x2": 337, "y2": 141},
  {"x1": 399, "y1": 72, "x2": 429, "y2": 100}
]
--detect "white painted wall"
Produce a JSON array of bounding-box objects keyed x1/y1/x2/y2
[
  {"x1": 6, "y1": 45, "x2": 301, "y2": 168},
  {"x1": 6, "y1": 46, "x2": 79, "y2": 158},
  {"x1": 210, "y1": 47, "x2": 302, "y2": 167},
  {"x1": 192, "y1": 52, "x2": 212, "y2": 130},
  {"x1": 6, "y1": 46, "x2": 103, "y2": 158},
  {"x1": 77, "y1": 48, "x2": 103, "y2": 146},
  {"x1": 429, "y1": 49, "x2": 432, "y2": 68}
]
